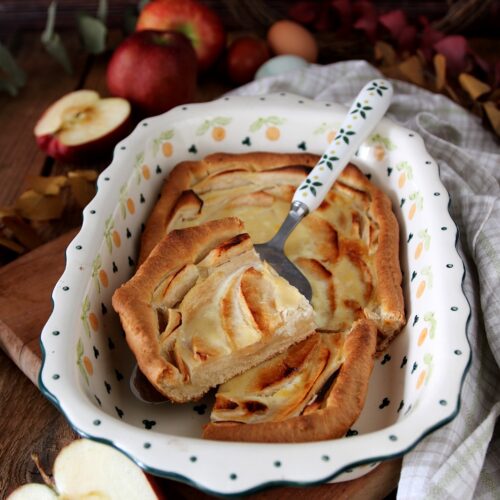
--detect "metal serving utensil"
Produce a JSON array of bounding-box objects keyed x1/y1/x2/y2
[{"x1": 255, "y1": 79, "x2": 393, "y2": 301}]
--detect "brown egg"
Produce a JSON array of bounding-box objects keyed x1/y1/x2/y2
[{"x1": 267, "y1": 20, "x2": 318, "y2": 63}]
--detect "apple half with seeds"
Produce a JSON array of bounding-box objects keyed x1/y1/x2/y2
[
  {"x1": 34, "y1": 90, "x2": 131, "y2": 163},
  {"x1": 7, "y1": 439, "x2": 163, "y2": 499}
]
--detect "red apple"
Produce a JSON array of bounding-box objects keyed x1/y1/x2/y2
[
  {"x1": 106, "y1": 30, "x2": 197, "y2": 117},
  {"x1": 7, "y1": 439, "x2": 163, "y2": 499},
  {"x1": 226, "y1": 36, "x2": 270, "y2": 84},
  {"x1": 34, "y1": 90, "x2": 131, "y2": 163},
  {"x1": 136, "y1": 0, "x2": 225, "y2": 72}
]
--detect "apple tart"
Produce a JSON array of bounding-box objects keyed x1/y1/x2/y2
[
  {"x1": 112, "y1": 217, "x2": 316, "y2": 403},
  {"x1": 118, "y1": 151, "x2": 405, "y2": 441}
]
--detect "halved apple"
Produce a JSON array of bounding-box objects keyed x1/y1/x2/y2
[
  {"x1": 7, "y1": 439, "x2": 162, "y2": 499},
  {"x1": 34, "y1": 90, "x2": 131, "y2": 162}
]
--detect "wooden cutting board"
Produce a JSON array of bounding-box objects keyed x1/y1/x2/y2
[
  {"x1": 0, "y1": 229, "x2": 401, "y2": 498},
  {"x1": 0, "y1": 230, "x2": 77, "y2": 385}
]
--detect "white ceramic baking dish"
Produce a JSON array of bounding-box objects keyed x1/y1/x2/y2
[{"x1": 39, "y1": 93, "x2": 470, "y2": 496}]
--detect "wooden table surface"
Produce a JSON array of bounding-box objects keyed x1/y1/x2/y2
[{"x1": 0, "y1": 27, "x2": 405, "y2": 499}]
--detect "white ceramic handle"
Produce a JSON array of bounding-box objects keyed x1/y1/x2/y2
[{"x1": 293, "y1": 79, "x2": 393, "y2": 212}]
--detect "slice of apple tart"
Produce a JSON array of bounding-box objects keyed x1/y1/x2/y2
[{"x1": 112, "y1": 217, "x2": 316, "y2": 403}]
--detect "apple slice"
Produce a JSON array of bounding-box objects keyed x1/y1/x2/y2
[
  {"x1": 7, "y1": 439, "x2": 162, "y2": 499},
  {"x1": 34, "y1": 90, "x2": 131, "y2": 162}
]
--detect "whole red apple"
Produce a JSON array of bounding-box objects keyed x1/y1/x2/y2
[
  {"x1": 34, "y1": 90, "x2": 132, "y2": 162},
  {"x1": 226, "y1": 36, "x2": 270, "y2": 84},
  {"x1": 106, "y1": 30, "x2": 197, "y2": 117},
  {"x1": 136, "y1": 0, "x2": 225, "y2": 72}
]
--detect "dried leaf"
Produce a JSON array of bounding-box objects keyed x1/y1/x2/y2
[
  {"x1": 379, "y1": 64, "x2": 403, "y2": 80},
  {"x1": 0, "y1": 236, "x2": 24, "y2": 254},
  {"x1": 289, "y1": 1, "x2": 321, "y2": 25},
  {"x1": 0, "y1": 207, "x2": 16, "y2": 218},
  {"x1": 27, "y1": 175, "x2": 67, "y2": 195},
  {"x1": 68, "y1": 169, "x2": 98, "y2": 182},
  {"x1": 374, "y1": 41, "x2": 397, "y2": 66},
  {"x1": 483, "y1": 102, "x2": 500, "y2": 136},
  {"x1": 444, "y1": 83, "x2": 461, "y2": 104},
  {"x1": 434, "y1": 36, "x2": 468, "y2": 76},
  {"x1": 398, "y1": 25, "x2": 417, "y2": 52},
  {"x1": 379, "y1": 10, "x2": 407, "y2": 39},
  {"x1": 434, "y1": 54, "x2": 446, "y2": 92},
  {"x1": 490, "y1": 88, "x2": 500, "y2": 102},
  {"x1": 419, "y1": 23, "x2": 445, "y2": 62},
  {"x1": 494, "y1": 61, "x2": 500, "y2": 89},
  {"x1": 331, "y1": 0, "x2": 353, "y2": 36},
  {"x1": 459, "y1": 73, "x2": 491, "y2": 101},
  {"x1": 68, "y1": 176, "x2": 97, "y2": 208},
  {"x1": 469, "y1": 49, "x2": 490, "y2": 75},
  {"x1": 1, "y1": 215, "x2": 43, "y2": 249},
  {"x1": 398, "y1": 55, "x2": 425, "y2": 87},
  {"x1": 352, "y1": 1, "x2": 378, "y2": 41},
  {"x1": 15, "y1": 190, "x2": 65, "y2": 221},
  {"x1": 313, "y1": 1, "x2": 335, "y2": 32}
]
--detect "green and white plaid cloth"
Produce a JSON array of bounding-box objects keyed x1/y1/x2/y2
[{"x1": 229, "y1": 61, "x2": 500, "y2": 499}]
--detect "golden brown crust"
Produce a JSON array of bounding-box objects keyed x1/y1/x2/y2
[{"x1": 203, "y1": 319, "x2": 377, "y2": 442}]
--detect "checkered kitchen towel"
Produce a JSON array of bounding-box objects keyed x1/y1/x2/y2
[{"x1": 228, "y1": 60, "x2": 500, "y2": 499}]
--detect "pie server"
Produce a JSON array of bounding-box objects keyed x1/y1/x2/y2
[{"x1": 255, "y1": 79, "x2": 393, "y2": 301}]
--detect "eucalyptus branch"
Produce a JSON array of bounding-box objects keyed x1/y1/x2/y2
[
  {"x1": 76, "y1": 0, "x2": 108, "y2": 55},
  {"x1": 0, "y1": 42, "x2": 26, "y2": 96},
  {"x1": 41, "y1": 1, "x2": 73, "y2": 74}
]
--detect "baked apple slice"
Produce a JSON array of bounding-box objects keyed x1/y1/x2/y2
[{"x1": 34, "y1": 90, "x2": 131, "y2": 162}]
